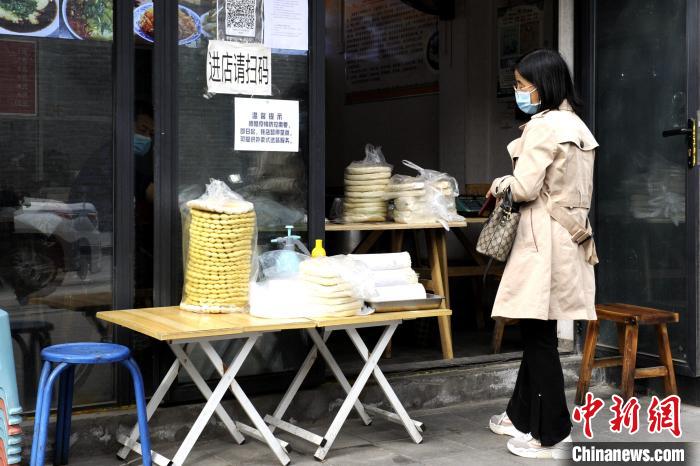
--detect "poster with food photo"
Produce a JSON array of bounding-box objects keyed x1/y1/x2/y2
[{"x1": 0, "y1": 0, "x2": 113, "y2": 40}]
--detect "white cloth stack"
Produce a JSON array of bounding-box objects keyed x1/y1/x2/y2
[{"x1": 349, "y1": 252, "x2": 426, "y2": 303}]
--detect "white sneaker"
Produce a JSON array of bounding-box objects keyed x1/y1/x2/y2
[
  {"x1": 506, "y1": 433, "x2": 573, "y2": 459},
  {"x1": 489, "y1": 412, "x2": 527, "y2": 438}
]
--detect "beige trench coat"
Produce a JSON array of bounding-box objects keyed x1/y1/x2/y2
[{"x1": 489, "y1": 101, "x2": 599, "y2": 321}]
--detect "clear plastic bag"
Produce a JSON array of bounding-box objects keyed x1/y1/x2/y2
[
  {"x1": 329, "y1": 197, "x2": 344, "y2": 223},
  {"x1": 258, "y1": 250, "x2": 309, "y2": 279},
  {"x1": 180, "y1": 179, "x2": 258, "y2": 313},
  {"x1": 386, "y1": 160, "x2": 464, "y2": 230},
  {"x1": 346, "y1": 144, "x2": 393, "y2": 171},
  {"x1": 343, "y1": 144, "x2": 393, "y2": 223},
  {"x1": 299, "y1": 255, "x2": 378, "y2": 301}
]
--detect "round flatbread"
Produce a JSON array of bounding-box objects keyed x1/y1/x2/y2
[
  {"x1": 301, "y1": 275, "x2": 344, "y2": 287},
  {"x1": 344, "y1": 172, "x2": 392, "y2": 181},
  {"x1": 388, "y1": 181, "x2": 425, "y2": 191},
  {"x1": 345, "y1": 184, "x2": 389, "y2": 193},
  {"x1": 344, "y1": 191, "x2": 387, "y2": 199},
  {"x1": 383, "y1": 189, "x2": 426, "y2": 200},
  {"x1": 343, "y1": 214, "x2": 386, "y2": 223},
  {"x1": 345, "y1": 165, "x2": 392, "y2": 175},
  {"x1": 344, "y1": 207, "x2": 387, "y2": 215},
  {"x1": 344, "y1": 203, "x2": 387, "y2": 210},
  {"x1": 344, "y1": 178, "x2": 391, "y2": 187},
  {"x1": 344, "y1": 199, "x2": 386, "y2": 206}
]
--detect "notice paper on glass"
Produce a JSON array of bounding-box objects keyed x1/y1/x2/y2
[
  {"x1": 263, "y1": 0, "x2": 308, "y2": 51},
  {"x1": 234, "y1": 98, "x2": 299, "y2": 152},
  {"x1": 206, "y1": 40, "x2": 272, "y2": 96}
]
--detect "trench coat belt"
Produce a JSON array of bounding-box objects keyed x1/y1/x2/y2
[{"x1": 545, "y1": 195, "x2": 599, "y2": 266}]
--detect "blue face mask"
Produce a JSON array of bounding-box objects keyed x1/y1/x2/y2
[
  {"x1": 133, "y1": 133, "x2": 152, "y2": 156},
  {"x1": 515, "y1": 88, "x2": 541, "y2": 115}
]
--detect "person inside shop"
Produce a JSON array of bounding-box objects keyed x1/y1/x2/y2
[
  {"x1": 69, "y1": 101, "x2": 154, "y2": 232},
  {"x1": 69, "y1": 102, "x2": 154, "y2": 300},
  {"x1": 485, "y1": 49, "x2": 598, "y2": 459},
  {"x1": 132, "y1": 101, "x2": 155, "y2": 301}
]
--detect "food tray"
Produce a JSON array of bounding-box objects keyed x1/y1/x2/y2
[{"x1": 367, "y1": 294, "x2": 444, "y2": 313}]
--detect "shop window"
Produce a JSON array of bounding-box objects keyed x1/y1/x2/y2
[{"x1": 0, "y1": 2, "x2": 116, "y2": 408}]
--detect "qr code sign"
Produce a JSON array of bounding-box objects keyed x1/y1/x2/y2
[{"x1": 226, "y1": 0, "x2": 257, "y2": 37}]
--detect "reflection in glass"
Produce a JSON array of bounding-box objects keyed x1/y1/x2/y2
[{"x1": 0, "y1": 32, "x2": 115, "y2": 408}]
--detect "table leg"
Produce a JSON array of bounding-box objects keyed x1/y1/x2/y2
[
  {"x1": 268, "y1": 334, "x2": 323, "y2": 433},
  {"x1": 384, "y1": 231, "x2": 406, "y2": 358},
  {"x1": 435, "y1": 229, "x2": 450, "y2": 308},
  {"x1": 170, "y1": 336, "x2": 292, "y2": 466},
  {"x1": 345, "y1": 327, "x2": 423, "y2": 443},
  {"x1": 198, "y1": 341, "x2": 291, "y2": 452},
  {"x1": 171, "y1": 344, "x2": 246, "y2": 445},
  {"x1": 117, "y1": 348, "x2": 187, "y2": 461},
  {"x1": 314, "y1": 323, "x2": 398, "y2": 461},
  {"x1": 353, "y1": 230, "x2": 383, "y2": 254},
  {"x1": 428, "y1": 229, "x2": 454, "y2": 359},
  {"x1": 306, "y1": 329, "x2": 373, "y2": 425}
]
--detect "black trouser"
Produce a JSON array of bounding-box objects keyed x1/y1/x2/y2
[{"x1": 506, "y1": 319, "x2": 572, "y2": 446}]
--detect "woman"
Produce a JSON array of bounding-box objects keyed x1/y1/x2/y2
[{"x1": 486, "y1": 49, "x2": 599, "y2": 459}]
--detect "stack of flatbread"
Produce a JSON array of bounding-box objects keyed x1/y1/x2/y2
[
  {"x1": 180, "y1": 201, "x2": 256, "y2": 313},
  {"x1": 384, "y1": 177, "x2": 432, "y2": 223},
  {"x1": 298, "y1": 258, "x2": 363, "y2": 316},
  {"x1": 343, "y1": 163, "x2": 392, "y2": 223},
  {"x1": 385, "y1": 176, "x2": 461, "y2": 224}
]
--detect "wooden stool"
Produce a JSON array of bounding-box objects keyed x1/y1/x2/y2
[{"x1": 575, "y1": 303, "x2": 679, "y2": 404}]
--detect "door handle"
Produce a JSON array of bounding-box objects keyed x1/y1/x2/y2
[
  {"x1": 662, "y1": 118, "x2": 697, "y2": 168},
  {"x1": 662, "y1": 128, "x2": 692, "y2": 137}
]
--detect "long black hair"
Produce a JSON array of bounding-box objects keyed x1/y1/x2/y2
[{"x1": 515, "y1": 49, "x2": 582, "y2": 115}]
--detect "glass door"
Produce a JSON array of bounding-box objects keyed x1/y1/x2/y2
[
  {"x1": 592, "y1": 0, "x2": 699, "y2": 374},
  {"x1": 148, "y1": 0, "x2": 323, "y2": 401}
]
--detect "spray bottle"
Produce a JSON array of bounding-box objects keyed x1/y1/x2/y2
[{"x1": 268, "y1": 225, "x2": 310, "y2": 276}]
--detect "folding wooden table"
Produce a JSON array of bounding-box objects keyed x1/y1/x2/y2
[
  {"x1": 96, "y1": 307, "x2": 451, "y2": 465},
  {"x1": 264, "y1": 309, "x2": 452, "y2": 461},
  {"x1": 326, "y1": 220, "x2": 482, "y2": 359},
  {"x1": 97, "y1": 307, "x2": 316, "y2": 466}
]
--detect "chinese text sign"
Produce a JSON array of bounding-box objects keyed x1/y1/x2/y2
[{"x1": 234, "y1": 98, "x2": 299, "y2": 152}]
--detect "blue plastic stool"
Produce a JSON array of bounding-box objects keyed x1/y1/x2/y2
[
  {"x1": 30, "y1": 343, "x2": 152, "y2": 466},
  {"x1": 0, "y1": 311, "x2": 22, "y2": 420},
  {"x1": 0, "y1": 412, "x2": 22, "y2": 465}
]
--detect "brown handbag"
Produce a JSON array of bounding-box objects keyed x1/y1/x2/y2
[{"x1": 476, "y1": 187, "x2": 521, "y2": 263}]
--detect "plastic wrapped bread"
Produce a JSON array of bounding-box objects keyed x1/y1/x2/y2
[
  {"x1": 343, "y1": 144, "x2": 392, "y2": 222},
  {"x1": 385, "y1": 160, "x2": 465, "y2": 229},
  {"x1": 180, "y1": 180, "x2": 257, "y2": 313}
]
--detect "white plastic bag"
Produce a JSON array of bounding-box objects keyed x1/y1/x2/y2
[
  {"x1": 259, "y1": 250, "x2": 309, "y2": 279},
  {"x1": 299, "y1": 255, "x2": 378, "y2": 300},
  {"x1": 385, "y1": 161, "x2": 464, "y2": 229},
  {"x1": 346, "y1": 144, "x2": 393, "y2": 172}
]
